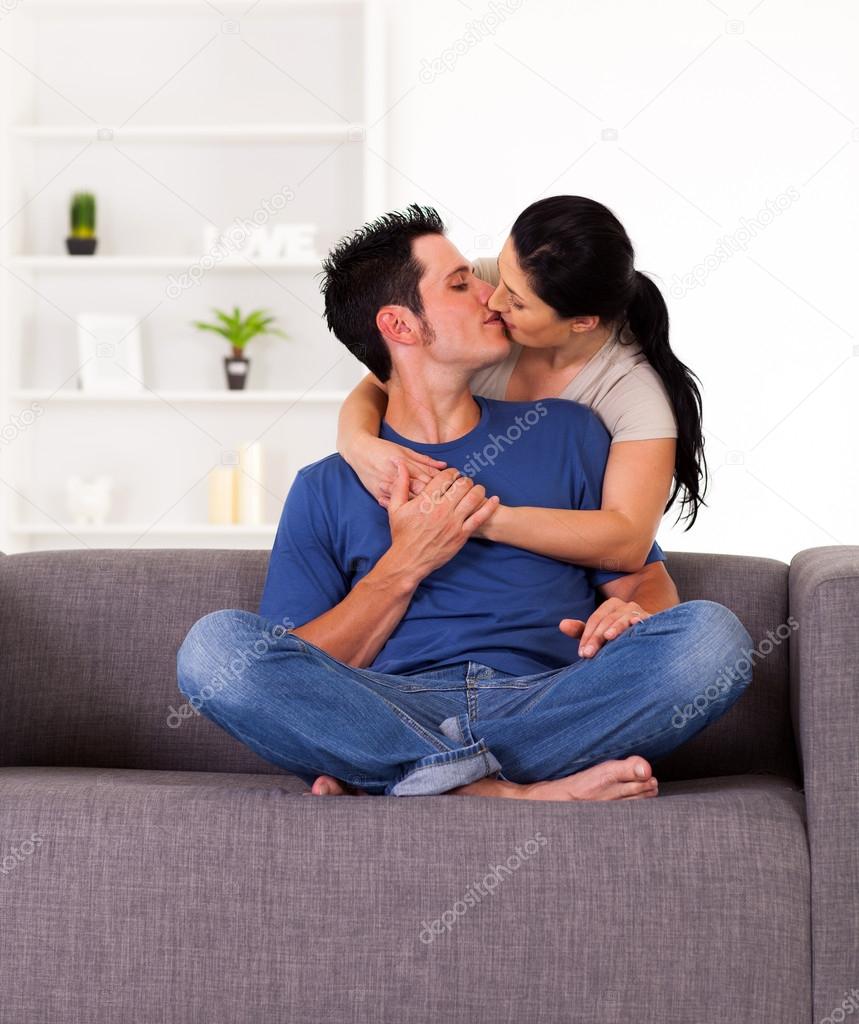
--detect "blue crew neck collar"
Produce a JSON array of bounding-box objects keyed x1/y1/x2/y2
[{"x1": 379, "y1": 395, "x2": 490, "y2": 454}]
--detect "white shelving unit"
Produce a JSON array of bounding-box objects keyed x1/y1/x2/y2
[
  {"x1": 10, "y1": 124, "x2": 356, "y2": 141},
  {"x1": 9, "y1": 389, "x2": 352, "y2": 404},
  {"x1": 0, "y1": 0, "x2": 387, "y2": 553},
  {"x1": 12, "y1": 523, "x2": 279, "y2": 538},
  {"x1": 8, "y1": 256, "x2": 323, "y2": 271}
]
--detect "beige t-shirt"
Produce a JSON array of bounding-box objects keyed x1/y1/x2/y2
[{"x1": 470, "y1": 256, "x2": 678, "y2": 443}]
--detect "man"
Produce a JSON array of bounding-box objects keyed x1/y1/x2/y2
[{"x1": 176, "y1": 204, "x2": 752, "y2": 801}]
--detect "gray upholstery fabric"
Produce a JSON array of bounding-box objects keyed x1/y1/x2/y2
[
  {"x1": 654, "y1": 551, "x2": 798, "y2": 781},
  {"x1": 0, "y1": 768, "x2": 809, "y2": 1024},
  {"x1": 0, "y1": 549, "x2": 284, "y2": 775},
  {"x1": 789, "y1": 546, "x2": 859, "y2": 1024},
  {"x1": 0, "y1": 548, "x2": 797, "y2": 781}
]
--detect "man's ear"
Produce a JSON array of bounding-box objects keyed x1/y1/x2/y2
[{"x1": 377, "y1": 306, "x2": 418, "y2": 348}]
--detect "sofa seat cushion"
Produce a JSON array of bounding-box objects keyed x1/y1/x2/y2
[{"x1": 0, "y1": 769, "x2": 809, "y2": 1024}]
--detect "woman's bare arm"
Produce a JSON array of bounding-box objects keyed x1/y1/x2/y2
[
  {"x1": 337, "y1": 372, "x2": 388, "y2": 449},
  {"x1": 478, "y1": 438, "x2": 676, "y2": 572},
  {"x1": 336, "y1": 373, "x2": 447, "y2": 503}
]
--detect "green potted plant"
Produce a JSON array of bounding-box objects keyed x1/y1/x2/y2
[
  {"x1": 66, "y1": 191, "x2": 97, "y2": 255},
  {"x1": 192, "y1": 307, "x2": 288, "y2": 390}
]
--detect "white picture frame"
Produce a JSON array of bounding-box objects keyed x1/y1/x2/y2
[{"x1": 76, "y1": 313, "x2": 144, "y2": 393}]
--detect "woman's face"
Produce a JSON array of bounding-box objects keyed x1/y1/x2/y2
[{"x1": 487, "y1": 236, "x2": 598, "y2": 348}]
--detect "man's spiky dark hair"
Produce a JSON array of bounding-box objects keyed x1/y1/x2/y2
[{"x1": 319, "y1": 203, "x2": 446, "y2": 381}]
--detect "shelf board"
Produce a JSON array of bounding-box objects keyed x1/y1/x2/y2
[
  {"x1": 20, "y1": 0, "x2": 362, "y2": 8},
  {"x1": 11, "y1": 522, "x2": 278, "y2": 536},
  {"x1": 10, "y1": 389, "x2": 350, "y2": 404},
  {"x1": 9, "y1": 256, "x2": 322, "y2": 272},
  {"x1": 10, "y1": 123, "x2": 362, "y2": 142}
]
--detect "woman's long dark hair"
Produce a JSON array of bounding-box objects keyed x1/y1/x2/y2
[{"x1": 510, "y1": 195, "x2": 706, "y2": 529}]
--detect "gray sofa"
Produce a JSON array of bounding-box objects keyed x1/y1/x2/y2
[{"x1": 0, "y1": 545, "x2": 856, "y2": 1024}]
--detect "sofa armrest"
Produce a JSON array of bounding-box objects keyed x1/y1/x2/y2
[{"x1": 789, "y1": 545, "x2": 859, "y2": 1024}]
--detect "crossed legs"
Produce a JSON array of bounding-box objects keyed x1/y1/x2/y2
[{"x1": 177, "y1": 601, "x2": 752, "y2": 802}]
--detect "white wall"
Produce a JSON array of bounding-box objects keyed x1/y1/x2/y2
[{"x1": 373, "y1": 0, "x2": 858, "y2": 562}]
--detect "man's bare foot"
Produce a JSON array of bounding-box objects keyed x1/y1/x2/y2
[
  {"x1": 303, "y1": 774, "x2": 368, "y2": 797},
  {"x1": 447, "y1": 756, "x2": 659, "y2": 801}
]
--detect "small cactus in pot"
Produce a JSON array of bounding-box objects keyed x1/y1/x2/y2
[{"x1": 66, "y1": 192, "x2": 97, "y2": 255}]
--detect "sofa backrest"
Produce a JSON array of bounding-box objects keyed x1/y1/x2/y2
[
  {"x1": 655, "y1": 551, "x2": 798, "y2": 781},
  {"x1": 0, "y1": 548, "x2": 799, "y2": 782}
]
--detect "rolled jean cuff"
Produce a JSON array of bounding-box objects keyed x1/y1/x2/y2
[{"x1": 386, "y1": 713, "x2": 503, "y2": 796}]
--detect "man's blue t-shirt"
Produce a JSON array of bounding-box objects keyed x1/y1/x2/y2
[{"x1": 258, "y1": 395, "x2": 665, "y2": 677}]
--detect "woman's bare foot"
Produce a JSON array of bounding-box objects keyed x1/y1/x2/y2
[
  {"x1": 303, "y1": 775, "x2": 368, "y2": 797},
  {"x1": 448, "y1": 756, "x2": 659, "y2": 801}
]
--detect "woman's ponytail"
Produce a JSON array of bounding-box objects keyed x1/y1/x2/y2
[
  {"x1": 511, "y1": 196, "x2": 708, "y2": 529},
  {"x1": 626, "y1": 270, "x2": 707, "y2": 528}
]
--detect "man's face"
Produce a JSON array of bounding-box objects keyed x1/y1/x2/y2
[{"x1": 406, "y1": 233, "x2": 511, "y2": 373}]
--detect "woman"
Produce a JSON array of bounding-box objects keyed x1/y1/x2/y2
[{"x1": 336, "y1": 195, "x2": 706, "y2": 572}]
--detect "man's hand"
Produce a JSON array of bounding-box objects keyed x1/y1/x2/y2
[
  {"x1": 387, "y1": 460, "x2": 499, "y2": 579},
  {"x1": 559, "y1": 598, "x2": 651, "y2": 658}
]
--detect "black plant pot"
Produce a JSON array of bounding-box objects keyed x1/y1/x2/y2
[
  {"x1": 66, "y1": 236, "x2": 97, "y2": 255},
  {"x1": 224, "y1": 355, "x2": 250, "y2": 390}
]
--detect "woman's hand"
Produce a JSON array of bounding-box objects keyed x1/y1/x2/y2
[
  {"x1": 558, "y1": 598, "x2": 651, "y2": 658},
  {"x1": 344, "y1": 434, "x2": 447, "y2": 506},
  {"x1": 470, "y1": 500, "x2": 506, "y2": 539}
]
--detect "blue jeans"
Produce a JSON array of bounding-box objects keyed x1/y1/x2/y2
[{"x1": 176, "y1": 600, "x2": 753, "y2": 796}]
